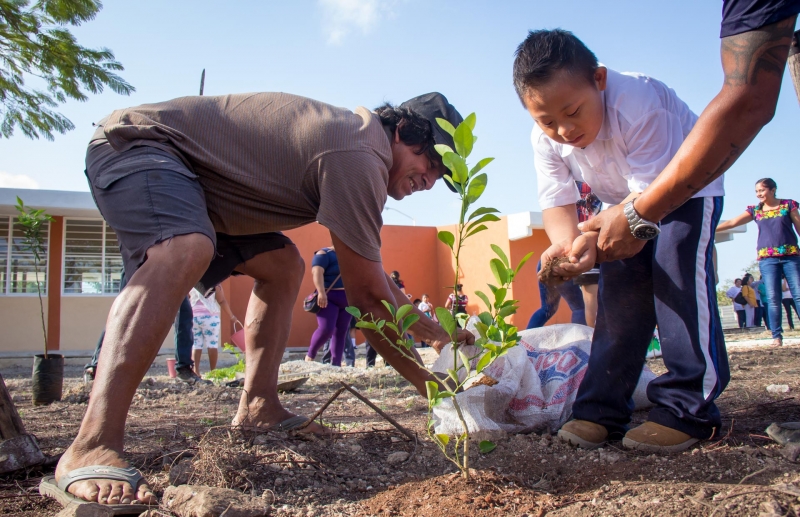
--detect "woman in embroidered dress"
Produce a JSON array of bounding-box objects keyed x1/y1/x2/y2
[{"x1": 717, "y1": 178, "x2": 800, "y2": 346}]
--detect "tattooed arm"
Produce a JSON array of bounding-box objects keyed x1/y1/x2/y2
[{"x1": 580, "y1": 16, "x2": 797, "y2": 262}]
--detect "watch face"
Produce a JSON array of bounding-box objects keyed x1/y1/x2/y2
[{"x1": 633, "y1": 225, "x2": 659, "y2": 240}]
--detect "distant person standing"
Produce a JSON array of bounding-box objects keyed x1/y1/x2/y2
[
  {"x1": 757, "y1": 277, "x2": 770, "y2": 330},
  {"x1": 306, "y1": 246, "x2": 352, "y2": 367},
  {"x1": 717, "y1": 178, "x2": 800, "y2": 345},
  {"x1": 783, "y1": 278, "x2": 799, "y2": 331},
  {"x1": 190, "y1": 284, "x2": 238, "y2": 375},
  {"x1": 390, "y1": 270, "x2": 410, "y2": 298},
  {"x1": 740, "y1": 274, "x2": 758, "y2": 327},
  {"x1": 726, "y1": 279, "x2": 745, "y2": 329},
  {"x1": 445, "y1": 284, "x2": 468, "y2": 314}
]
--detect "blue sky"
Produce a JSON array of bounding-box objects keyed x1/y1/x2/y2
[{"x1": 2, "y1": 0, "x2": 797, "y2": 284}]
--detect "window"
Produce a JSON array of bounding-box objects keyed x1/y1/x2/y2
[
  {"x1": 63, "y1": 219, "x2": 122, "y2": 294},
  {"x1": 0, "y1": 215, "x2": 49, "y2": 294}
]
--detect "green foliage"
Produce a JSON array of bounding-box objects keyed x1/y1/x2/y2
[
  {"x1": 0, "y1": 0, "x2": 134, "y2": 140},
  {"x1": 15, "y1": 197, "x2": 52, "y2": 356},
  {"x1": 204, "y1": 344, "x2": 245, "y2": 381},
  {"x1": 347, "y1": 114, "x2": 533, "y2": 480},
  {"x1": 478, "y1": 440, "x2": 496, "y2": 454}
]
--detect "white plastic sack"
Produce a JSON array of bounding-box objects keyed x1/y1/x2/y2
[{"x1": 431, "y1": 322, "x2": 656, "y2": 435}]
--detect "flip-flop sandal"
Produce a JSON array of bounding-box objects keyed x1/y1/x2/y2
[{"x1": 40, "y1": 466, "x2": 153, "y2": 515}]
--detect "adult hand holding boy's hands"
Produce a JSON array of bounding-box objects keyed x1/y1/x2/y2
[
  {"x1": 578, "y1": 205, "x2": 645, "y2": 262},
  {"x1": 563, "y1": 231, "x2": 598, "y2": 275}
]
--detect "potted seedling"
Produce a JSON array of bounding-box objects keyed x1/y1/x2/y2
[
  {"x1": 16, "y1": 197, "x2": 62, "y2": 405},
  {"x1": 349, "y1": 114, "x2": 532, "y2": 479}
]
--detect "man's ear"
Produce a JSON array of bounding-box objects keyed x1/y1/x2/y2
[
  {"x1": 393, "y1": 122, "x2": 404, "y2": 144},
  {"x1": 595, "y1": 66, "x2": 608, "y2": 92}
]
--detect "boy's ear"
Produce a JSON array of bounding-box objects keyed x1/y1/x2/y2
[{"x1": 594, "y1": 66, "x2": 608, "y2": 92}]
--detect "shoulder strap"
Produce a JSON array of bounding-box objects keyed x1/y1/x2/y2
[{"x1": 324, "y1": 274, "x2": 342, "y2": 294}]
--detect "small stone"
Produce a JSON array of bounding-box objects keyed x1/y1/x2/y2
[
  {"x1": 781, "y1": 444, "x2": 800, "y2": 462},
  {"x1": 767, "y1": 384, "x2": 791, "y2": 394},
  {"x1": 694, "y1": 487, "x2": 712, "y2": 500},
  {"x1": 163, "y1": 485, "x2": 270, "y2": 516},
  {"x1": 759, "y1": 500, "x2": 784, "y2": 517},
  {"x1": 253, "y1": 435, "x2": 269, "y2": 445},
  {"x1": 169, "y1": 458, "x2": 194, "y2": 486},
  {"x1": 386, "y1": 451, "x2": 410, "y2": 465},
  {"x1": 599, "y1": 450, "x2": 622, "y2": 464}
]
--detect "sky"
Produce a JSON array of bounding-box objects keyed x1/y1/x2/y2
[{"x1": 2, "y1": 0, "x2": 798, "y2": 285}]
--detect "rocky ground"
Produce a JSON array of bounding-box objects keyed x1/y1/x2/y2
[{"x1": 1, "y1": 334, "x2": 799, "y2": 516}]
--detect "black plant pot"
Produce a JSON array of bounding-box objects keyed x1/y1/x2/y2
[{"x1": 32, "y1": 354, "x2": 63, "y2": 405}]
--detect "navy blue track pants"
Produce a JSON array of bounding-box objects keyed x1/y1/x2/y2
[{"x1": 572, "y1": 197, "x2": 729, "y2": 439}]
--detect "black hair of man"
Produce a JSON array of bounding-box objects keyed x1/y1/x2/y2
[
  {"x1": 512, "y1": 28, "x2": 599, "y2": 106},
  {"x1": 375, "y1": 103, "x2": 440, "y2": 163}
]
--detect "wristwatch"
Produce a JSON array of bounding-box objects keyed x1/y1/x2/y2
[{"x1": 624, "y1": 199, "x2": 660, "y2": 240}]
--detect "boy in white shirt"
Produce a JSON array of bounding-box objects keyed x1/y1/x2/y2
[{"x1": 513, "y1": 29, "x2": 728, "y2": 452}]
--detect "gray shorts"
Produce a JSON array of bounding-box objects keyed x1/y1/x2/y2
[{"x1": 85, "y1": 142, "x2": 292, "y2": 288}]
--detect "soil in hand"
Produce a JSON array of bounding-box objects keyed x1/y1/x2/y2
[{"x1": 540, "y1": 256, "x2": 570, "y2": 285}]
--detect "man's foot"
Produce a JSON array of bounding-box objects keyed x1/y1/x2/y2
[
  {"x1": 176, "y1": 365, "x2": 211, "y2": 385},
  {"x1": 557, "y1": 420, "x2": 608, "y2": 449},
  {"x1": 772, "y1": 338, "x2": 783, "y2": 347},
  {"x1": 622, "y1": 422, "x2": 699, "y2": 453},
  {"x1": 232, "y1": 395, "x2": 329, "y2": 436},
  {"x1": 54, "y1": 444, "x2": 156, "y2": 506}
]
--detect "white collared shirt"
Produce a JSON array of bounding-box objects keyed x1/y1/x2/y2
[{"x1": 533, "y1": 69, "x2": 725, "y2": 209}]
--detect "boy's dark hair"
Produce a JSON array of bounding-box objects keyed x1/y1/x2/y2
[
  {"x1": 375, "y1": 103, "x2": 439, "y2": 162},
  {"x1": 413, "y1": 299, "x2": 421, "y2": 305},
  {"x1": 512, "y1": 29, "x2": 599, "y2": 105}
]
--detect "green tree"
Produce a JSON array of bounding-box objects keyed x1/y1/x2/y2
[{"x1": 0, "y1": 0, "x2": 133, "y2": 140}]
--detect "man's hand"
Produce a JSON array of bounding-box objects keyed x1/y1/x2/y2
[
  {"x1": 578, "y1": 204, "x2": 645, "y2": 262},
  {"x1": 561, "y1": 231, "x2": 598, "y2": 276},
  {"x1": 427, "y1": 328, "x2": 475, "y2": 353}
]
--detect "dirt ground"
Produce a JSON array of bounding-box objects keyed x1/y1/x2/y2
[{"x1": 2, "y1": 334, "x2": 799, "y2": 517}]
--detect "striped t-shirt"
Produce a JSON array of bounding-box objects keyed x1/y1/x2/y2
[{"x1": 88, "y1": 93, "x2": 392, "y2": 261}]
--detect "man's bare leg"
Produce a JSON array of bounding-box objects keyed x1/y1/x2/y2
[
  {"x1": 55, "y1": 234, "x2": 214, "y2": 505},
  {"x1": 230, "y1": 245, "x2": 324, "y2": 433}
]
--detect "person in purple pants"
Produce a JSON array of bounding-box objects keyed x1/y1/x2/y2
[{"x1": 305, "y1": 246, "x2": 352, "y2": 366}]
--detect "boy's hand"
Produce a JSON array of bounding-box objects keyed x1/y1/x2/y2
[{"x1": 560, "y1": 232, "x2": 598, "y2": 276}]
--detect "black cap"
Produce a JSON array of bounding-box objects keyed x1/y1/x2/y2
[{"x1": 400, "y1": 92, "x2": 463, "y2": 192}]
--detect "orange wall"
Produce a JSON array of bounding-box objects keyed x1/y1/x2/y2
[{"x1": 221, "y1": 218, "x2": 572, "y2": 349}]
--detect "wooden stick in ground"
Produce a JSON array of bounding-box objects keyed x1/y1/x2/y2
[
  {"x1": 340, "y1": 382, "x2": 415, "y2": 441},
  {"x1": 789, "y1": 30, "x2": 800, "y2": 106},
  {"x1": 296, "y1": 386, "x2": 346, "y2": 430}
]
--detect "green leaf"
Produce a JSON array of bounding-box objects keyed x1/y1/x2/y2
[
  {"x1": 469, "y1": 157, "x2": 495, "y2": 178},
  {"x1": 490, "y1": 259, "x2": 508, "y2": 286},
  {"x1": 466, "y1": 214, "x2": 501, "y2": 235},
  {"x1": 438, "y1": 391, "x2": 455, "y2": 399},
  {"x1": 473, "y1": 321, "x2": 489, "y2": 340},
  {"x1": 436, "y1": 117, "x2": 456, "y2": 137},
  {"x1": 491, "y1": 244, "x2": 509, "y2": 268},
  {"x1": 498, "y1": 305, "x2": 517, "y2": 318},
  {"x1": 380, "y1": 300, "x2": 396, "y2": 317},
  {"x1": 443, "y1": 174, "x2": 462, "y2": 194},
  {"x1": 479, "y1": 440, "x2": 497, "y2": 454},
  {"x1": 442, "y1": 152, "x2": 468, "y2": 184},
  {"x1": 458, "y1": 350, "x2": 471, "y2": 373},
  {"x1": 468, "y1": 206, "x2": 500, "y2": 221},
  {"x1": 475, "y1": 352, "x2": 493, "y2": 373},
  {"x1": 435, "y1": 144, "x2": 454, "y2": 156},
  {"x1": 355, "y1": 321, "x2": 379, "y2": 331},
  {"x1": 435, "y1": 307, "x2": 456, "y2": 337},
  {"x1": 474, "y1": 290, "x2": 492, "y2": 311},
  {"x1": 494, "y1": 287, "x2": 507, "y2": 308},
  {"x1": 437, "y1": 230, "x2": 455, "y2": 249},
  {"x1": 401, "y1": 314, "x2": 420, "y2": 334},
  {"x1": 395, "y1": 304, "x2": 413, "y2": 321},
  {"x1": 447, "y1": 368, "x2": 459, "y2": 384},
  {"x1": 385, "y1": 322, "x2": 399, "y2": 334},
  {"x1": 478, "y1": 312, "x2": 493, "y2": 327},
  {"x1": 466, "y1": 173, "x2": 487, "y2": 203},
  {"x1": 464, "y1": 112, "x2": 476, "y2": 131},
  {"x1": 454, "y1": 120, "x2": 474, "y2": 158},
  {"x1": 425, "y1": 381, "x2": 439, "y2": 403},
  {"x1": 435, "y1": 434, "x2": 450, "y2": 447},
  {"x1": 465, "y1": 224, "x2": 488, "y2": 238},
  {"x1": 516, "y1": 251, "x2": 535, "y2": 274}
]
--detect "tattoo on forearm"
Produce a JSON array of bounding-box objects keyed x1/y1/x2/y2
[{"x1": 722, "y1": 17, "x2": 795, "y2": 87}]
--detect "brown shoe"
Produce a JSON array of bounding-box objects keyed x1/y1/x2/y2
[
  {"x1": 557, "y1": 420, "x2": 608, "y2": 449},
  {"x1": 623, "y1": 422, "x2": 699, "y2": 453}
]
